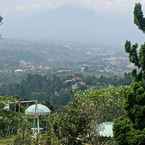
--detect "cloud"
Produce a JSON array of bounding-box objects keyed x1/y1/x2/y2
[{"x1": 0, "y1": 0, "x2": 135, "y2": 16}]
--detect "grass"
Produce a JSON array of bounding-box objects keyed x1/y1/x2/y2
[
  {"x1": 0, "y1": 136, "x2": 15, "y2": 145},
  {"x1": 0, "y1": 134, "x2": 48, "y2": 145}
]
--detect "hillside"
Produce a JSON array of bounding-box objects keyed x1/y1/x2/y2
[{"x1": 0, "y1": 38, "x2": 131, "y2": 75}]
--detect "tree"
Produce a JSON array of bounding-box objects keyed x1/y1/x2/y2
[
  {"x1": 114, "y1": 3, "x2": 145, "y2": 145},
  {"x1": 134, "y1": 3, "x2": 145, "y2": 32},
  {"x1": 13, "y1": 116, "x2": 32, "y2": 145},
  {"x1": 47, "y1": 86, "x2": 127, "y2": 145},
  {"x1": 124, "y1": 3, "x2": 145, "y2": 81},
  {"x1": 0, "y1": 16, "x2": 3, "y2": 25},
  {"x1": 75, "y1": 86, "x2": 128, "y2": 121},
  {"x1": 0, "y1": 96, "x2": 21, "y2": 138},
  {"x1": 47, "y1": 94, "x2": 98, "y2": 145},
  {"x1": 114, "y1": 82, "x2": 145, "y2": 145}
]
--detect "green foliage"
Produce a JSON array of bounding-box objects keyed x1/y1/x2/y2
[
  {"x1": 125, "y1": 41, "x2": 139, "y2": 67},
  {"x1": 134, "y1": 3, "x2": 145, "y2": 32},
  {"x1": 75, "y1": 86, "x2": 128, "y2": 121},
  {"x1": 0, "y1": 96, "x2": 18, "y2": 103},
  {"x1": 46, "y1": 128, "x2": 61, "y2": 145},
  {"x1": 139, "y1": 43, "x2": 145, "y2": 71},
  {"x1": 125, "y1": 3, "x2": 145, "y2": 81},
  {"x1": 0, "y1": 74, "x2": 73, "y2": 107},
  {"x1": 47, "y1": 94, "x2": 98, "y2": 145},
  {"x1": 13, "y1": 116, "x2": 32, "y2": 145},
  {"x1": 0, "y1": 73, "x2": 131, "y2": 109},
  {"x1": 113, "y1": 116, "x2": 132, "y2": 145},
  {"x1": 0, "y1": 96, "x2": 21, "y2": 138},
  {"x1": 0, "y1": 111, "x2": 20, "y2": 137},
  {"x1": 0, "y1": 86, "x2": 127, "y2": 145},
  {"x1": 114, "y1": 112, "x2": 145, "y2": 145},
  {"x1": 47, "y1": 86, "x2": 127, "y2": 145},
  {"x1": 114, "y1": 3, "x2": 145, "y2": 144},
  {"x1": 83, "y1": 74, "x2": 132, "y2": 88},
  {"x1": 0, "y1": 16, "x2": 3, "y2": 24},
  {"x1": 13, "y1": 131, "x2": 32, "y2": 145},
  {"x1": 124, "y1": 82, "x2": 145, "y2": 129}
]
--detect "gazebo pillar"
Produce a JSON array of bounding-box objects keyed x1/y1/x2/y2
[{"x1": 37, "y1": 116, "x2": 40, "y2": 134}]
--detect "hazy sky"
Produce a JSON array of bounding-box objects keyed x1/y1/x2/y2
[{"x1": 0, "y1": 0, "x2": 145, "y2": 45}]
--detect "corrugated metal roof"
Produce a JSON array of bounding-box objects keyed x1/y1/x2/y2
[{"x1": 97, "y1": 122, "x2": 113, "y2": 137}]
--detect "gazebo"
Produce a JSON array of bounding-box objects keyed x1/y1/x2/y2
[{"x1": 25, "y1": 103, "x2": 51, "y2": 137}]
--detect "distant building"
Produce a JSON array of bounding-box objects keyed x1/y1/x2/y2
[
  {"x1": 64, "y1": 75, "x2": 86, "y2": 90},
  {"x1": 57, "y1": 69, "x2": 72, "y2": 74},
  {"x1": 15, "y1": 69, "x2": 24, "y2": 73},
  {"x1": 80, "y1": 64, "x2": 89, "y2": 72}
]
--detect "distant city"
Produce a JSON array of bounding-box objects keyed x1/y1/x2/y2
[{"x1": 0, "y1": 38, "x2": 133, "y2": 76}]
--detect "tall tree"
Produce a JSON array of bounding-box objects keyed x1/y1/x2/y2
[
  {"x1": 0, "y1": 16, "x2": 3, "y2": 25},
  {"x1": 124, "y1": 3, "x2": 145, "y2": 81},
  {"x1": 114, "y1": 3, "x2": 145, "y2": 145},
  {"x1": 134, "y1": 3, "x2": 145, "y2": 32}
]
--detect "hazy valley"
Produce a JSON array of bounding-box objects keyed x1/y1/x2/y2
[{"x1": 0, "y1": 38, "x2": 131, "y2": 76}]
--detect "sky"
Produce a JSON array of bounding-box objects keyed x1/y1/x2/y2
[{"x1": 0, "y1": 0, "x2": 145, "y2": 46}]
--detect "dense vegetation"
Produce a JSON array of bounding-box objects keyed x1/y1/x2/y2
[
  {"x1": 0, "y1": 96, "x2": 20, "y2": 137},
  {"x1": 0, "y1": 85, "x2": 128, "y2": 145},
  {"x1": 113, "y1": 3, "x2": 145, "y2": 145},
  {"x1": 0, "y1": 74, "x2": 72, "y2": 107},
  {"x1": 0, "y1": 72, "x2": 131, "y2": 109},
  {"x1": 46, "y1": 86, "x2": 128, "y2": 145}
]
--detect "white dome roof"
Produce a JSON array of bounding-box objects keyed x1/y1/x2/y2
[{"x1": 25, "y1": 104, "x2": 51, "y2": 116}]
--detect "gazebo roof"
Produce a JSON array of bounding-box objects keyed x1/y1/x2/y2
[{"x1": 25, "y1": 104, "x2": 51, "y2": 116}]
